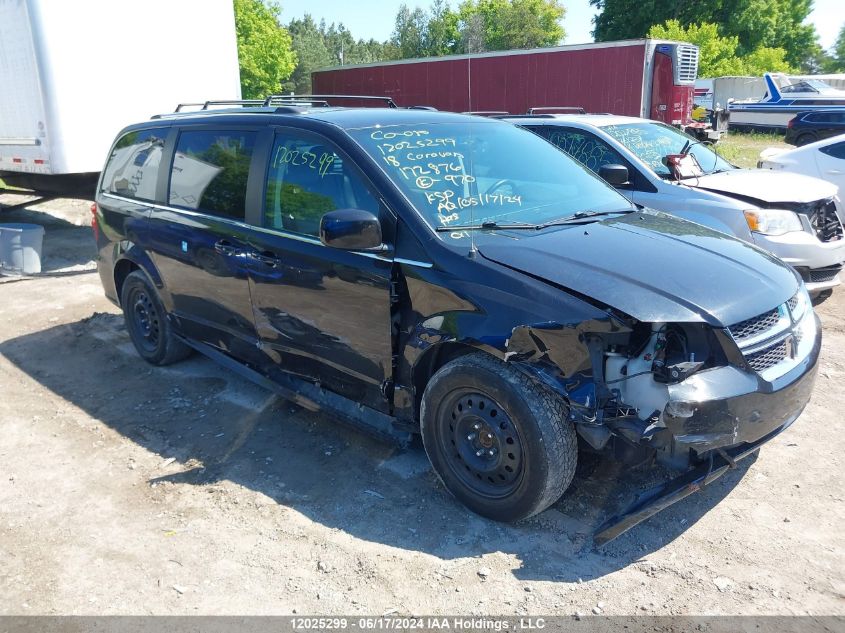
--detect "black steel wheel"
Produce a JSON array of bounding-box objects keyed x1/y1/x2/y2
[
  {"x1": 120, "y1": 270, "x2": 192, "y2": 365},
  {"x1": 421, "y1": 353, "x2": 577, "y2": 522},
  {"x1": 437, "y1": 390, "x2": 525, "y2": 499},
  {"x1": 128, "y1": 286, "x2": 161, "y2": 354}
]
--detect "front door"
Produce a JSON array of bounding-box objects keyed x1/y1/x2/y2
[{"x1": 245, "y1": 128, "x2": 395, "y2": 413}]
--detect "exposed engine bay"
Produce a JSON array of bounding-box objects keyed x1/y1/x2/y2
[{"x1": 517, "y1": 286, "x2": 819, "y2": 472}]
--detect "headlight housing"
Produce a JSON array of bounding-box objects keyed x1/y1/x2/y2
[{"x1": 744, "y1": 209, "x2": 803, "y2": 236}]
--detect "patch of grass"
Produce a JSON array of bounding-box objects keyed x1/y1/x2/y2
[{"x1": 716, "y1": 131, "x2": 789, "y2": 169}]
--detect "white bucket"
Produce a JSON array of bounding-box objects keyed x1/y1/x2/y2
[{"x1": 0, "y1": 223, "x2": 46, "y2": 275}]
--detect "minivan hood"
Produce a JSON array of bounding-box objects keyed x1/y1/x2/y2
[
  {"x1": 690, "y1": 169, "x2": 837, "y2": 204},
  {"x1": 479, "y1": 212, "x2": 799, "y2": 326}
]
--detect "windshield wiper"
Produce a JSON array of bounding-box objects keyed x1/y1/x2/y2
[
  {"x1": 534, "y1": 209, "x2": 635, "y2": 228},
  {"x1": 435, "y1": 221, "x2": 536, "y2": 232},
  {"x1": 436, "y1": 210, "x2": 635, "y2": 232}
]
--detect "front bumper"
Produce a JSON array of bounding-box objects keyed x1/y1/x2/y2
[
  {"x1": 593, "y1": 314, "x2": 821, "y2": 545},
  {"x1": 793, "y1": 265, "x2": 843, "y2": 295},
  {"x1": 594, "y1": 421, "x2": 790, "y2": 545},
  {"x1": 661, "y1": 313, "x2": 820, "y2": 454},
  {"x1": 593, "y1": 314, "x2": 820, "y2": 545},
  {"x1": 751, "y1": 230, "x2": 845, "y2": 294}
]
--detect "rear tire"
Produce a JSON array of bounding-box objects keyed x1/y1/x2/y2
[
  {"x1": 420, "y1": 353, "x2": 577, "y2": 522},
  {"x1": 796, "y1": 133, "x2": 816, "y2": 147},
  {"x1": 120, "y1": 270, "x2": 192, "y2": 365}
]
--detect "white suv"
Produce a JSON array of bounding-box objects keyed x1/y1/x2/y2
[{"x1": 508, "y1": 114, "x2": 845, "y2": 301}]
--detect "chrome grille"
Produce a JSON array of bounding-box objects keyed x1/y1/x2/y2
[
  {"x1": 674, "y1": 45, "x2": 699, "y2": 84},
  {"x1": 746, "y1": 339, "x2": 790, "y2": 373},
  {"x1": 728, "y1": 308, "x2": 780, "y2": 343},
  {"x1": 787, "y1": 295, "x2": 799, "y2": 312}
]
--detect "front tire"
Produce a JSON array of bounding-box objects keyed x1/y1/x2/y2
[
  {"x1": 420, "y1": 353, "x2": 577, "y2": 522},
  {"x1": 120, "y1": 270, "x2": 192, "y2": 365}
]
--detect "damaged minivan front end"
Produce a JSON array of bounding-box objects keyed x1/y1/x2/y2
[
  {"x1": 475, "y1": 212, "x2": 821, "y2": 541},
  {"x1": 507, "y1": 287, "x2": 818, "y2": 459},
  {"x1": 502, "y1": 283, "x2": 820, "y2": 543}
]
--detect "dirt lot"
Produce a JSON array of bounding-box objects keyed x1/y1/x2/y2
[{"x1": 1, "y1": 195, "x2": 843, "y2": 616}]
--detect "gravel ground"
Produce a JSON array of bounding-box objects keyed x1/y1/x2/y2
[{"x1": 0, "y1": 195, "x2": 843, "y2": 616}]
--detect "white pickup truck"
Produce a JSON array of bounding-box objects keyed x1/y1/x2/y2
[{"x1": 0, "y1": 0, "x2": 242, "y2": 196}]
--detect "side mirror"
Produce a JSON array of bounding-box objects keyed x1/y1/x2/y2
[
  {"x1": 598, "y1": 164, "x2": 629, "y2": 187},
  {"x1": 320, "y1": 208, "x2": 384, "y2": 251}
]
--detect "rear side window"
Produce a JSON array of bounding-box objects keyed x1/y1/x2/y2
[
  {"x1": 264, "y1": 132, "x2": 379, "y2": 237},
  {"x1": 169, "y1": 130, "x2": 256, "y2": 220},
  {"x1": 805, "y1": 112, "x2": 845, "y2": 124},
  {"x1": 816, "y1": 112, "x2": 845, "y2": 124},
  {"x1": 530, "y1": 126, "x2": 626, "y2": 172},
  {"x1": 820, "y1": 141, "x2": 845, "y2": 159},
  {"x1": 101, "y1": 128, "x2": 168, "y2": 201}
]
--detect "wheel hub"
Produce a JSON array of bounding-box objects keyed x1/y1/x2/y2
[
  {"x1": 440, "y1": 391, "x2": 524, "y2": 498},
  {"x1": 131, "y1": 291, "x2": 159, "y2": 349}
]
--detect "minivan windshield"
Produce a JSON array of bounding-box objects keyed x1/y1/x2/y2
[
  {"x1": 602, "y1": 122, "x2": 735, "y2": 178},
  {"x1": 348, "y1": 120, "x2": 633, "y2": 238}
]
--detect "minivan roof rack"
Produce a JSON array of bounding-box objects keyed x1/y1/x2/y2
[
  {"x1": 526, "y1": 106, "x2": 586, "y2": 114},
  {"x1": 494, "y1": 114, "x2": 558, "y2": 119},
  {"x1": 263, "y1": 96, "x2": 331, "y2": 107},
  {"x1": 174, "y1": 100, "x2": 265, "y2": 112},
  {"x1": 263, "y1": 94, "x2": 399, "y2": 108},
  {"x1": 463, "y1": 111, "x2": 510, "y2": 117}
]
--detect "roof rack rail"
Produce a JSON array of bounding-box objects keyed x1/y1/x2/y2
[
  {"x1": 494, "y1": 113, "x2": 558, "y2": 119},
  {"x1": 174, "y1": 100, "x2": 265, "y2": 112},
  {"x1": 263, "y1": 94, "x2": 399, "y2": 108},
  {"x1": 463, "y1": 110, "x2": 510, "y2": 117},
  {"x1": 526, "y1": 106, "x2": 586, "y2": 115},
  {"x1": 263, "y1": 96, "x2": 331, "y2": 107}
]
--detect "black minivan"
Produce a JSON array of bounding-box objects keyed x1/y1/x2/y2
[{"x1": 94, "y1": 104, "x2": 820, "y2": 543}]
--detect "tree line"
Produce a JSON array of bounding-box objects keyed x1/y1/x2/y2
[{"x1": 232, "y1": 0, "x2": 845, "y2": 98}]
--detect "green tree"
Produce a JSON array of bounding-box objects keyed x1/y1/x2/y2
[
  {"x1": 591, "y1": 0, "x2": 818, "y2": 70},
  {"x1": 741, "y1": 45, "x2": 794, "y2": 74},
  {"x1": 392, "y1": 4, "x2": 430, "y2": 58},
  {"x1": 648, "y1": 20, "x2": 794, "y2": 77},
  {"x1": 233, "y1": 0, "x2": 297, "y2": 98},
  {"x1": 457, "y1": 0, "x2": 565, "y2": 51},
  {"x1": 284, "y1": 16, "x2": 401, "y2": 91},
  {"x1": 284, "y1": 14, "x2": 333, "y2": 93},
  {"x1": 427, "y1": 0, "x2": 462, "y2": 55},
  {"x1": 829, "y1": 25, "x2": 845, "y2": 71}
]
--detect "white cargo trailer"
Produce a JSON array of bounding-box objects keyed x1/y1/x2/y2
[{"x1": 0, "y1": 0, "x2": 242, "y2": 195}]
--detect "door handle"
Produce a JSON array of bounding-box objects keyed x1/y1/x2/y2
[
  {"x1": 214, "y1": 239, "x2": 237, "y2": 255},
  {"x1": 250, "y1": 250, "x2": 281, "y2": 267},
  {"x1": 827, "y1": 169, "x2": 844, "y2": 175}
]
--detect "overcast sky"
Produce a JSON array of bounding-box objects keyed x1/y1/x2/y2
[{"x1": 280, "y1": 0, "x2": 844, "y2": 51}]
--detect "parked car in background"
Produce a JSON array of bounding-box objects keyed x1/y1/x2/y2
[
  {"x1": 785, "y1": 110, "x2": 845, "y2": 146},
  {"x1": 759, "y1": 135, "x2": 845, "y2": 195},
  {"x1": 508, "y1": 113, "x2": 845, "y2": 302},
  {"x1": 94, "y1": 103, "x2": 819, "y2": 543}
]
